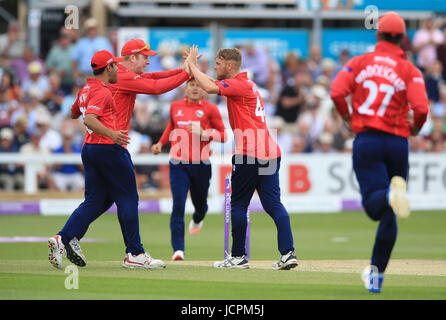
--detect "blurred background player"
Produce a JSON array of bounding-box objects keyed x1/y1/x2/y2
[
  {"x1": 48, "y1": 50, "x2": 165, "y2": 270},
  {"x1": 151, "y1": 78, "x2": 226, "y2": 261},
  {"x1": 330, "y1": 12, "x2": 429, "y2": 293},
  {"x1": 187, "y1": 46, "x2": 298, "y2": 270}
]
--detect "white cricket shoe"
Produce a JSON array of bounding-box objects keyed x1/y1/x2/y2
[
  {"x1": 272, "y1": 250, "x2": 298, "y2": 270},
  {"x1": 48, "y1": 235, "x2": 65, "y2": 269},
  {"x1": 389, "y1": 176, "x2": 410, "y2": 219},
  {"x1": 122, "y1": 252, "x2": 166, "y2": 269},
  {"x1": 189, "y1": 219, "x2": 203, "y2": 235},
  {"x1": 362, "y1": 265, "x2": 384, "y2": 293},
  {"x1": 213, "y1": 254, "x2": 249, "y2": 269},
  {"x1": 172, "y1": 250, "x2": 184, "y2": 261},
  {"x1": 66, "y1": 237, "x2": 87, "y2": 267}
]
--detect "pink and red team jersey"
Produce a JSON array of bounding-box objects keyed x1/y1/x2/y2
[
  {"x1": 71, "y1": 78, "x2": 117, "y2": 145},
  {"x1": 159, "y1": 97, "x2": 226, "y2": 162},
  {"x1": 330, "y1": 41, "x2": 429, "y2": 138},
  {"x1": 215, "y1": 72, "x2": 281, "y2": 160}
]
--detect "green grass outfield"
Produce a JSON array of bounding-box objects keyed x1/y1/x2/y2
[{"x1": 0, "y1": 211, "x2": 445, "y2": 300}]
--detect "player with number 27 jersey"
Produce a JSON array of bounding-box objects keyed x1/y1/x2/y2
[
  {"x1": 331, "y1": 40, "x2": 429, "y2": 137},
  {"x1": 330, "y1": 12, "x2": 429, "y2": 293},
  {"x1": 215, "y1": 72, "x2": 281, "y2": 160}
]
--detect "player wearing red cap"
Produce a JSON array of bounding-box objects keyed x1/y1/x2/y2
[
  {"x1": 108, "y1": 38, "x2": 193, "y2": 140},
  {"x1": 151, "y1": 78, "x2": 226, "y2": 261},
  {"x1": 185, "y1": 46, "x2": 297, "y2": 270},
  {"x1": 330, "y1": 12, "x2": 429, "y2": 293},
  {"x1": 48, "y1": 50, "x2": 166, "y2": 270}
]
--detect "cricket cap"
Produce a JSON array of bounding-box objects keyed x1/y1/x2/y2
[
  {"x1": 378, "y1": 11, "x2": 406, "y2": 36},
  {"x1": 121, "y1": 39, "x2": 157, "y2": 57},
  {"x1": 91, "y1": 50, "x2": 124, "y2": 71}
]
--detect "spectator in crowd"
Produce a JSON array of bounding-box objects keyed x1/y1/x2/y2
[
  {"x1": 240, "y1": 42, "x2": 270, "y2": 88},
  {"x1": 334, "y1": 49, "x2": 350, "y2": 75},
  {"x1": 323, "y1": 107, "x2": 353, "y2": 151},
  {"x1": 266, "y1": 49, "x2": 282, "y2": 106},
  {"x1": 0, "y1": 85, "x2": 17, "y2": 129},
  {"x1": 290, "y1": 134, "x2": 307, "y2": 153},
  {"x1": 432, "y1": 85, "x2": 446, "y2": 118},
  {"x1": 127, "y1": 119, "x2": 149, "y2": 157},
  {"x1": 269, "y1": 115, "x2": 294, "y2": 154},
  {"x1": 51, "y1": 127, "x2": 83, "y2": 192},
  {"x1": 11, "y1": 115, "x2": 30, "y2": 149},
  {"x1": 42, "y1": 72, "x2": 65, "y2": 115},
  {"x1": 296, "y1": 116, "x2": 313, "y2": 153},
  {"x1": 19, "y1": 129, "x2": 53, "y2": 190},
  {"x1": 436, "y1": 24, "x2": 446, "y2": 81},
  {"x1": 11, "y1": 45, "x2": 46, "y2": 85},
  {"x1": 409, "y1": 136, "x2": 428, "y2": 153},
  {"x1": 276, "y1": 71, "x2": 307, "y2": 123},
  {"x1": 71, "y1": 18, "x2": 113, "y2": 82},
  {"x1": 58, "y1": 115, "x2": 85, "y2": 148},
  {"x1": 424, "y1": 60, "x2": 444, "y2": 103},
  {"x1": 307, "y1": 45, "x2": 322, "y2": 81},
  {"x1": 0, "y1": 21, "x2": 26, "y2": 61},
  {"x1": 319, "y1": 58, "x2": 336, "y2": 84},
  {"x1": 425, "y1": 117, "x2": 446, "y2": 152},
  {"x1": 412, "y1": 16, "x2": 444, "y2": 72},
  {"x1": 21, "y1": 62, "x2": 50, "y2": 100},
  {"x1": 314, "y1": 132, "x2": 336, "y2": 153},
  {"x1": 281, "y1": 52, "x2": 300, "y2": 87},
  {"x1": 35, "y1": 111, "x2": 62, "y2": 152},
  {"x1": 258, "y1": 86, "x2": 276, "y2": 116},
  {"x1": 10, "y1": 94, "x2": 44, "y2": 136},
  {"x1": 46, "y1": 28, "x2": 75, "y2": 93},
  {"x1": 311, "y1": 82, "x2": 333, "y2": 119},
  {"x1": 0, "y1": 127, "x2": 23, "y2": 191},
  {"x1": 400, "y1": 34, "x2": 414, "y2": 61},
  {"x1": 1, "y1": 69, "x2": 21, "y2": 101},
  {"x1": 299, "y1": 94, "x2": 326, "y2": 149},
  {"x1": 60, "y1": 79, "x2": 83, "y2": 117}
]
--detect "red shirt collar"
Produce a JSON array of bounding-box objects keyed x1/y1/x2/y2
[
  {"x1": 183, "y1": 97, "x2": 204, "y2": 106},
  {"x1": 86, "y1": 77, "x2": 108, "y2": 87},
  {"x1": 235, "y1": 72, "x2": 248, "y2": 80},
  {"x1": 117, "y1": 63, "x2": 130, "y2": 72},
  {"x1": 375, "y1": 41, "x2": 406, "y2": 59}
]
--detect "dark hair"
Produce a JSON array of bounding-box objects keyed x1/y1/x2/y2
[
  {"x1": 379, "y1": 32, "x2": 404, "y2": 45},
  {"x1": 92, "y1": 64, "x2": 106, "y2": 75}
]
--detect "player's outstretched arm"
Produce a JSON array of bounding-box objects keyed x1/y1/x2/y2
[
  {"x1": 188, "y1": 62, "x2": 219, "y2": 94},
  {"x1": 142, "y1": 69, "x2": 184, "y2": 80}
]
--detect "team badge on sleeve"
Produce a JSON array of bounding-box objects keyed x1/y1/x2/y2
[{"x1": 219, "y1": 81, "x2": 229, "y2": 88}]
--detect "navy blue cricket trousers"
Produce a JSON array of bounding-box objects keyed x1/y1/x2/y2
[
  {"x1": 353, "y1": 131, "x2": 409, "y2": 273},
  {"x1": 169, "y1": 160, "x2": 211, "y2": 252},
  {"x1": 230, "y1": 155, "x2": 295, "y2": 257},
  {"x1": 58, "y1": 143, "x2": 145, "y2": 255}
]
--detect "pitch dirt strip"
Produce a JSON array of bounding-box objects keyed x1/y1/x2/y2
[{"x1": 168, "y1": 259, "x2": 446, "y2": 276}]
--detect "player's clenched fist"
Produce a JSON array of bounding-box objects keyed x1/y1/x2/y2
[{"x1": 151, "y1": 142, "x2": 162, "y2": 155}]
